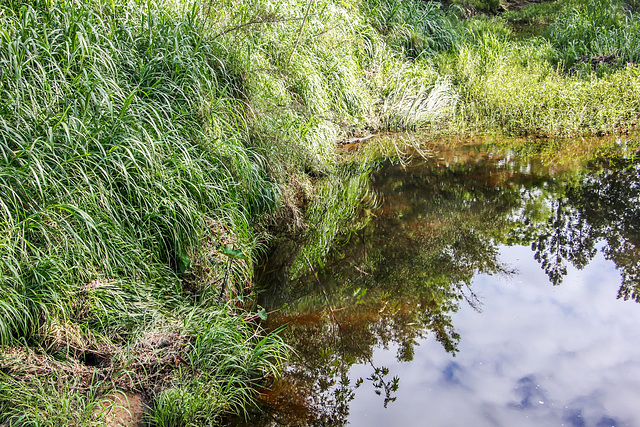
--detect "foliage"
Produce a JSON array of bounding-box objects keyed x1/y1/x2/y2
[
  {"x1": 0, "y1": 372, "x2": 106, "y2": 426},
  {"x1": 149, "y1": 307, "x2": 288, "y2": 426},
  {"x1": 547, "y1": 0, "x2": 640, "y2": 71},
  {"x1": 0, "y1": 0, "x2": 287, "y2": 423},
  {"x1": 359, "y1": 0, "x2": 460, "y2": 57},
  {"x1": 2, "y1": 0, "x2": 640, "y2": 422},
  {"x1": 440, "y1": 8, "x2": 640, "y2": 136}
]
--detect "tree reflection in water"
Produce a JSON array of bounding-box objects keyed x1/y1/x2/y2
[
  {"x1": 527, "y1": 160, "x2": 640, "y2": 300},
  {"x1": 247, "y1": 140, "x2": 640, "y2": 426}
]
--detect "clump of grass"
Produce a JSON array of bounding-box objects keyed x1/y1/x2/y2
[
  {"x1": 441, "y1": 10, "x2": 640, "y2": 136},
  {"x1": 149, "y1": 307, "x2": 288, "y2": 426},
  {"x1": 194, "y1": 0, "x2": 384, "y2": 246},
  {"x1": 0, "y1": 370, "x2": 107, "y2": 426},
  {"x1": 548, "y1": 0, "x2": 640, "y2": 71},
  {"x1": 0, "y1": 0, "x2": 277, "y2": 344},
  {"x1": 0, "y1": 302, "x2": 288, "y2": 425},
  {"x1": 379, "y1": 75, "x2": 458, "y2": 130},
  {"x1": 359, "y1": 0, "x2": 460, "y2": 58}
]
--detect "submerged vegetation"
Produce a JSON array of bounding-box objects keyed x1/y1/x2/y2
[{"x1": 0, "y1": 0, "x2": 639, "y2": 423}]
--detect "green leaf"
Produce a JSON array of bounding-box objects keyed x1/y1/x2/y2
[
  {"x1": 221, "y1": 245, "x2": 248, "y2": 260},
  {"x1": 177, "y1": 250, "x2": 191, "y2": 274}
]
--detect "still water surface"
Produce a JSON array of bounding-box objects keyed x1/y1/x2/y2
[{"x1": 253, "y1": 137, "x2": 640, "y2": 426}]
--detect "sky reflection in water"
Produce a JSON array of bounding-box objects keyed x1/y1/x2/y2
[
  {"x1": 348, "y1": 245, "x2": 640, "y2": 427},
  {"x1": 255, "y1": 138, "x2": 640, "y2": 427}
]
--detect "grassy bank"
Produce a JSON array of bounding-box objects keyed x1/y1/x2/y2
[{"x1": 1, "y1": 0, "x2": 639, "y2": 424}]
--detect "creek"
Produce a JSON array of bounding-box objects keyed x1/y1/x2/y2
[{"x1": 248, "y1": 136, "x2": 640, "y2": 426}]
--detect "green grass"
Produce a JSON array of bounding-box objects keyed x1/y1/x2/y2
[
  {"x1": 1, "y1": 0, "x2": 640, "y2": 423},
  {"x1": 0, "y1": 303, "x2": 288, "y2": 425},
  {"x1": 357, "y1": 0, "x2": 640, "y2": 136},
  {"x1": 359, "y1": 0, "x2": 459, "y2": 57},
  {"x1": 433, "y1": 0, "x2": 640, "y2": 136},
  {"x1": 0, "y1": 371, "x2": 106, "y2": 426},
  {"x1": 442, "y1": 32, "x2": 640, "y2": 135},
  {"x1": 0, "y1": 0, "x2": 290, "y2": 423},
  {"x1": 148, "y1": 307, "x2": 288, "y2": 426},
  {"x1": 547, "y1": 0, "x2": 640, "y2": 71},
  {"x1": 0, "y1": 0, "x2": 274, "y2": 342}
]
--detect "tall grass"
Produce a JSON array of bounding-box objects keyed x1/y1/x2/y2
[
  {"x1": 0, "y1": 0, "x2": 289, "y2": 423},
  {"x1": 0, "y1": 0, "x2": 276, "y2": 343},
  {"x1": 379, "y1": 76, "x2": 458, "y2": 129},
  {"x1": 548, "y1": 0, "x2": 640, "y2": 71},
  {"x1": 359, "y1": 0, "x2": 459, "y2": 58},
  {"x1": 0, "y1": 371, "x2": 106, "y2": 426},
  {"x1": 439, "y1": 3, "x2": 640, "y2": 136},
  {"x1": 2, "y1": 0, "x2": 640, "y2": 422},
  {"x1": 149, "y1": 306, "x2": 288, "y2": 426},
  {"x1": 210, "y1": 0, "x2": 373, "y2": 174}
]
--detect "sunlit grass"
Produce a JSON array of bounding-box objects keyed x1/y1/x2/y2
[
  {"x1": 437, "y1": 1, "x2": 640, "y2": 136},
  {"x1": 149, "y1": 306, "x2": 288, "y2": 426},
  {"x1": 0, "y1": 371, "x2": 107, "y2": 426},
  {"x1": 0, "y1": 0, "x2": 290, "y2": 423},
  {"x1": 548, "y1": 0, "x2": 640, "y2": 71},
  {"x1": 2, "y1": 0, "x2": 640, "y2": 422}
]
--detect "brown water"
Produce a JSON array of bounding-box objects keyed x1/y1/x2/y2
[{"x1": 249, "y1": 137, "x2": 640, "y2": 426}]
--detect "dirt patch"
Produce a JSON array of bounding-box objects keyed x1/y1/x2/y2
[
  {"x1": 102, "y1": 392, "x2": 146, "y2": 427},
  {"x1": 0, "y1": 346, "x2": 109, "y2": 390},
  {"x1": 0, "y1": 328, "x2": 189, "y2": 407}
]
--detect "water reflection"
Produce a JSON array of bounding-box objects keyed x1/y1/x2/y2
[
  {"x1": 251, "y1": 139, "x2": 640, "y2": 426},
  {"x1": 524, "y1": 159, "x2": 640, "y2": 300}
]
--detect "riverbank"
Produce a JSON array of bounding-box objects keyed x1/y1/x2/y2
[{"x1": 0, "y1": 0, "x2": 639, "y2": 424}]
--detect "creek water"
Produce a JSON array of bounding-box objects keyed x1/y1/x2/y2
[{"x1": 249, "y1": 136, "x2": 640, "y2": 426}]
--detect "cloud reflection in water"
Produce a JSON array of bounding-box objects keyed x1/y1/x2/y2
[
  {"x1": 348, "y1": 246, "x2": 639, "y2": 426},
  {"x1": 252, "y1": 139, "x2": 640, "y2": 427}
]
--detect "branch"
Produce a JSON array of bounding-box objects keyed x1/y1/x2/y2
[
  {"x1": 288, "y1": 0, "x2": 316, "y2": 63},
  {"x1": 212, "y1": 14, "x2": 313, "y2": 40}
]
